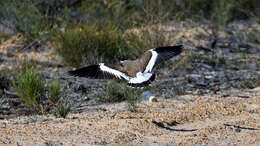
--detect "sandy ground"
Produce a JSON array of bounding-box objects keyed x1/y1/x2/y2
[{"x1": 0, "y1": 88, "x2": 259, "y2": 146}]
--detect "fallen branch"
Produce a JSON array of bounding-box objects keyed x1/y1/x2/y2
[{"x1": 224, "y1": 124, "x2": 260, "y2": 131}]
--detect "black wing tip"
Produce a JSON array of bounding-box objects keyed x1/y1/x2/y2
[
  {"x1": 154, "y1": 45, "x2": 183, "y2": 54},
  {"x1": 68, "y1": 64, "x2": 100, "y2": 77}
]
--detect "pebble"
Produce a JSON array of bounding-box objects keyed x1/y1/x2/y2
[
  {"x1": 186, "y1": 74, "x2": 202, "y2": 79},
  {"x1": 205, "y1": 75, "x2": 214, "y2": 79},
  {"x1": 200, "y1": 64, "x2": 213, "y2": 70}
]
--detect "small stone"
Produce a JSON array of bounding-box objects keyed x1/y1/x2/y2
[
  {"x1": 239, "y1": 48, "x2": 247, "y2": 51},
  {"x1": 205, "y1": 75, "x2": 214, "y2": 80},
  {"x1": 186, "y1": 74, "x2": 202, "y2": 79},
  {"x1": 0, "y1": 89, "x2": 3, "y2": 96},
  {"x1": 201, "y1": 64, "x2": 213, "y2": 70}
]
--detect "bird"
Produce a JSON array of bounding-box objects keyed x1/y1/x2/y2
[{"x1": 68, "y1": 45, "x2": 183, "y2": 88}]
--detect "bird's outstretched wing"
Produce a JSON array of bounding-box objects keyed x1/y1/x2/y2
[
  {"x1": 68, "y1": 63, "x2": 130, "y2": 81},
  {"x1": 128, "y1": 73, "x2": 155, "y2": 88},
  {"x1": 143, "y1": 45, "x2": 183, "y2": 73}
]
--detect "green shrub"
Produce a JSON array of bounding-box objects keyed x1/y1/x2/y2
[
  {"x1": 96, "y1": 81, "x2": 142, "y2": 102},
  {"x1": 96, "y1": 81, "x2": 128, "y2": 103},
  {"x1": 0, "y1": 0, "x2": 50, "y2": 39},
  {"x1": 13, "y1": 66, "x2": 45, "y2": 110},
  {"x1": 48, "y1": 79, "x2": 61, "y2": 104},
  {"x1": 80, "y1": 0, "x2": 258, "y2": 27},
  {"x1": 54, "y1": 23, "x2": 135, "y2": 67},
  {"x1": 125, "y1": 25, "x2": 172, "y2": 50},
  {"x1": 80, "y1": 0, "x2": 140, "y2": 29},
  {"x1": 179, "y1": 0, "x2": 258, "y2": 23},
  {"x1": 126, "y1": 90, "x2": 142, "y2": 112},
  {"x1": 95, "y1": 80, "x2": 142, "y2": 112},
  {"x1": 240, "y1": 80, "x2": 255, "y2": 89},
  {"x1": 12, "y1": 65, "x2": 70, "y2": 116},
  {"x1": 212, "y1": 0, "x2": 232, "y2": 27},
  {"x1": 54, "y1": 100, "x2": 71, "y2": 118}
]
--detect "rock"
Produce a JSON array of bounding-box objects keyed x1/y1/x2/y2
[
  {"x1": 0, "y1": 89, "x2": 3, "y2": 96},
  {"x1": 196, "y1": 82, "x2": 208, "y2": 88},
  {"x1": 205, "y1": 75, "x2": 214, "y2": 80},
  {"x1": 186, "y1": 74, "x2": 202, "y2": 79},
  {"x1": 239, "y1": 47, "x2": 247, "y2": 51},
  {"x1": 219, "y1": 83, "x2": 229, "y2": 89},
  {"x1": 200, "y1": 64, "x2": 213, "y2": 70},
  {"x1": 77, "y1": 84, "x2": 89, "y2": 93}
]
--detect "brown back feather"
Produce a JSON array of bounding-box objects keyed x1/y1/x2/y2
[{"x1": 109, "y1": 51, "x2": 152, "y2": 77}]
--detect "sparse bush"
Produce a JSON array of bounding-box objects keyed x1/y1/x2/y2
[
  {"x1": 125, "y1": 25, "x2": 172, "y2": 51},
  {"x1": 0, "y1": 0, "x2": 50, "y2": 39},
  {"x1": 126, "y1": 91, "x2": 141, "y2": 112},
  {"x1": 13, "y1": 66, "x2": 45, "y2": 110},
  {"x1": 13, "y1": 66, "x2": 68, "y2": 116},
  {"x1": 215, "y1": 0, "x2": 233, "y2": 27},
  {"x1": 79, "y1": 0, "x2": 258, "y2": 27},
  {"x1": 82, "y1": 0, "x2": 258, "y2": 27},
  {"x1": 240, "y1": 80, "x2": 255, "y2": 89},
  {"x1": 54, "y1": 24, "x2": 135, "y2": 67},
  {"x1": 95, "y1": 81, "x2": 142, "y2": 112},
  {"x1": 80, "y1": 0, "x2": 140, "y2": 29},
  {"x1": 54, "y1": 100, "x2": 71, "y2": 118},
  {"x1": 96, "y1": 81, "x2": 128, "y2": 103},
  {"x1": 96, "y1": 81, "x2": 142, "y2": 109},
  {"x1": 48, "y1": 79, "x2": 61, "y2": 104}
]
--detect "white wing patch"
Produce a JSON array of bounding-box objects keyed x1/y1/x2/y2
[
  {"x1": 128, "y1": 72, "x2": 153, "y2": 84},
  {"x1": 99, "y1": 63, "x2": 130, "y2": 80},
  {"x1": 144, "y1": 49, "x2": 158, "y2": 73}
]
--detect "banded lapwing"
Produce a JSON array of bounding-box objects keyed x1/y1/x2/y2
[{"x1": 69, "y1": 45, "x2": 183, "y2": 88}]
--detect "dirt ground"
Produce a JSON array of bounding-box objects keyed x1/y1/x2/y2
[{"x1": 0, "y1": 88, "x2": 259, "y2": 145}]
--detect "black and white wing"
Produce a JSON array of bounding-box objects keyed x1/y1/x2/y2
[
  {"x1": 68, "y1": 63, "x2": 130, "y2": 81},
  {"x1": 127, "y1": 73, "x2": 156, "y2": 88},
  {"x1": 144, "y1": 45, "x2": 183, "y2": 73}
]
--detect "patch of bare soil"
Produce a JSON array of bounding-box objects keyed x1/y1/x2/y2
[{"x1": 0, "y1": 89, "x2": 259, "y2": 145}]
